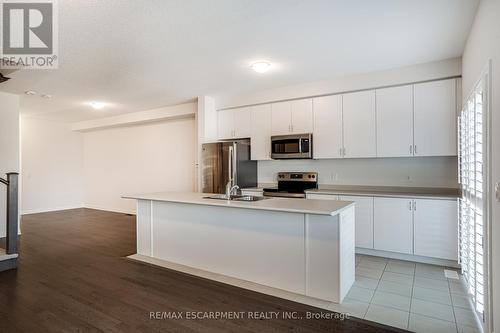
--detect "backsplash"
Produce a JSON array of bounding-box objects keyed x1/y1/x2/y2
[{"x1": 258, "y1": 156, "x2": 458, "y2": 188}]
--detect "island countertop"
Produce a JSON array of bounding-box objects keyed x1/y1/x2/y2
[{"x1": 123, "y1": 191, "x2": 354, "y2": 216}]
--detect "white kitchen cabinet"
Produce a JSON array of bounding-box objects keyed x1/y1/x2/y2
[
  {"x1": 250, "y1": 104, "x2": 272, "y2": 160},
  {"x1": 271, "y1": 101, "x2": 292, "y2": 135},
  {"x1": 414, "y1": 199, "x2": 458, "y2": 260},
  {"x1": 374, "y1": 197, "x2": 413, "y2": 254},
  {"x1": 342, "y1": 90, "x2": 376, "y2": 158},
  {"x1": 290, "y1": 99, "x2": 313, "y2": 133},
  {"x1": 233, "y1": 107, "x2": 252, "y2": 138},
  {"x1": 313, "y1": 95, "x2": 343, "y2": 159},
  {"x1": 217, "y1": 107, "x2": 252, "y2": 140},
  {"x1": 414, "y1": 79, "x2": 457, "y2": 156},
  {"x1": 217, "y1": 109, "x2": 234, "y2": 140},
  {"x1": 376, "y1": 85, "x2": 414, "y2": 157},
  {"x1": 340, "y1": 195, "x2": 374, "y2": 249},
  {"x1": 271, "y1": 100, "x2": 313, "y2": 135}
]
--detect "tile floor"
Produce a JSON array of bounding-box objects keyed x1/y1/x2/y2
[{"x1": 327, "y1": 254, "x2": 483, "y2": 333}]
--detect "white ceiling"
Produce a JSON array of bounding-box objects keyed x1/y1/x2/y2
[{"x1": 0, "y1": 0, "x2": 479, "y2": 122}]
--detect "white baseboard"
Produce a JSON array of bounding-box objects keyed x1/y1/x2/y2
[
  {"x1": 356, "y1": 247, "x2": 460, "y2": 268},
  {"x1": 83, "y1": 204, "x2": 135, "y2": 215},
  {"x1": 21, "y1": 204, "x2": 84, "y2": 215}
]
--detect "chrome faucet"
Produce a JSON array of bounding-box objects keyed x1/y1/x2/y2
[{"x1": 225, "y1": 182, "x2": 240, "y2": 197}]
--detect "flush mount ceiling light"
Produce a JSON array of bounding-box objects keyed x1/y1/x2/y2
[
  {"x1": 88, "y1": 101, "x2": 107, "y2": 110},
  {"x1": 250, "y1": 61, "x2": 272, "y2": 73},
  {"x1": 25, "y1": 90, "x2": 37, "y2": 95},
  {"x1": 41, "y1": 94, "x2": 52, "y2": 99}
]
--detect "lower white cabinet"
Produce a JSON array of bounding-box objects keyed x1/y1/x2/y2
[
  {"x1": 307, "y1": 193, "x2": 374, "y2": 249},
  {"x1": 373, "y1": 197, "x2": 414, "y2": 254},
  {"x1": 414, "y1": 199, "x2": 458, "y2": 260},
  {"x1": 340, "y1": 195, "x2": 374, "y2": 249}
]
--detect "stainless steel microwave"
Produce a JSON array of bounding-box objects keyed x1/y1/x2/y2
[{"x1": 271, "y1": 134, "x2": 312, "y2": 159}]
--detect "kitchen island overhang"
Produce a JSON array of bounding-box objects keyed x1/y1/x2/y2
[{"x1": 124, "y1": 192, "x2": 355, "y2": 304}]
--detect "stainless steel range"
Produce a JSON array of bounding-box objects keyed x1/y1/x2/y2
[{"x1": 263, "y1": 172, "x2": 318, "y2": 198}]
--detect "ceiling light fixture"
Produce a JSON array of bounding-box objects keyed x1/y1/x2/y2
[
  {"x1": 41, "y1": 94, "x2": 52, "y2": 99},
  {"x1": 89, "y1": 101, "x2": 107, "y2": 110},
  {"x1": 25, "y1": 90, "x2": 37, "y2": 95},
  {"x1": 250, "y1": 61, "x2": 272, "y2": 73}
]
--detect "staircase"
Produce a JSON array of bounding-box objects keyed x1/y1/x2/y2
[{"x1": 0, "y1": 173, "x2": 19, "y2": 272}]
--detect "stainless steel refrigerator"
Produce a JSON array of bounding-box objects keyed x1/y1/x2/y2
[{"x1": 201, "y1": 140, "x2": 257, "y2": 194}]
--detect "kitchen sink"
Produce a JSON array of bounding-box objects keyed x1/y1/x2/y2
[{"x1": 203, "y1": 194, "x2": 268, "y2": 201}]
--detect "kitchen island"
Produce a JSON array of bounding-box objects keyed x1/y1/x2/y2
[{"x1": 124, "y1": 192, "x2": 355, "y2": 303}]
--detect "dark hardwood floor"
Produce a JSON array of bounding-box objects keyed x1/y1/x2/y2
[{"x1": 0, "y1": 208, "x2": 405, "y2": 332}]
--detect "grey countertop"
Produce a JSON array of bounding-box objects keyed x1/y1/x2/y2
[
  {"x1": 123, "y1": 191, "x2": 354, "y2": 216},
  {"x1": 242, "y1": 184, "x2": 460, "y2": 199}
]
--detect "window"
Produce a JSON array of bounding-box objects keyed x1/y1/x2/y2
[{"x1": 458, "y1": 79, "x2": 486, "y2": 317}]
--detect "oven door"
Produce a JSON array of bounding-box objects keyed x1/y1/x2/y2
[{"x1": 270, "y1": 134, "x2": 312, "y2": 159}]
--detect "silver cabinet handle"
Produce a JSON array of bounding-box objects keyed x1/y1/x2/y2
[
  {"x1": 339, "y1": 148, "x2": 342, "y2": 157},
  {"x1": 410, "y1": 144, "x2": 413, "y2": 155},
  {"x1": 413, "y1": 201, "x2": 416, "y2": 211},
  {"x1": 408, "y1": 201, "x2": 412, "y2": 210},
  {"x1": 414, "y1": 145, "x2": 417, "y2": 155}
]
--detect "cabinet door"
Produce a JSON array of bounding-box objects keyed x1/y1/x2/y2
[
  {"x1": 313, "y1": 95, "x2": 343, "y2": 159},
  {"x1": 343, "y1": 90, "x2": 376, "y2": 158},
  {"x1": 340, "y1": 195, "x2": 374, "y2": 249},
  {"x1": 271, "y1": 101, "x2": 291, "y2": 135},
  {"x1": 290, "y1": 99, "x2": 313, "y2": 133},
  {"x1": 233, "y1": 107, "x2": 252, "y2": 139},
  {"x1": 376, "y1": 85, "x2": 414, "y2": 157},
  {"x1": 414, "y1": 199, "x2": 458, "y2": 260},
  {"x1": 374, "y1": 197, "x2": 413, "y2": 254},
  {"x1": 250, "y1": 104, "x2": 272, "y2": 160},
  {"x1": 217, "y1": 109, "x2": 234, "y2": 140},
  {"x1": 414, "y1": 79, "x2": 457, "y2": 156}
]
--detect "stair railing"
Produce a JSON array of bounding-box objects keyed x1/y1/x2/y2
[{"x1": 1, "y1": 173, "x2": 18, "y2": 256}]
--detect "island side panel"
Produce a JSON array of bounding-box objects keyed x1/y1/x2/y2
[
  {"x1": 152, "y1": 201, "x2": 306, "y2": 294},
  {"x1": 339, "y1": 206, "x2": 356, "y2": 302},
  {"x1": 136, "y1": 199, "x2": 152, "y2": 256},
  {"x1": 305, "y1": 214, "x2": 341, "y2": 302}
]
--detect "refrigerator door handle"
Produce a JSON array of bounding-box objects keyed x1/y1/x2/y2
[{"x1": 228, "y1": 145, "x2": 233, "y2": 186}]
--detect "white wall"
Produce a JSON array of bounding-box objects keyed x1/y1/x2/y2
[
  {"x1": 83, "y1": 117, "x2": 196, "y2": 214},
  {"x1": 0, "y1": 91, "x2": 20, "y2": 238},
  {"x1": 258, "y1": 157, "x2": 458, "y2": 188},
  {"x1": 462, "y1": 1, "x2": 500, "y2": 332},
  {"x1": 20, "y1": 117, "x2": 84, "y2": 214}
]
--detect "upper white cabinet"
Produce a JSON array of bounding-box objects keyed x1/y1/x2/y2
[
  {"x1": 271, "y1": 101, "x2": 291, "y2": 135},
  {"x1": 342, "y1": 90, "x2": 376, "y2": 158},
  {"x1": 217, "y1": 109, "x2": 234, "y2": 140},
  {"x1": 291, "y1": 99, "x2": 313, "y2": 133},
  {"x1": 376, "y1": 85, "x2": 414, "y2": 157},
  {"x1": 313, "y1": 95, "x2": 343, "y2": 159},
  {"x1": 218, "y1": 78, "x2": 457, "y2": 158},
  {"x1": 250, "y1": 104, "x2": 272, "y2": 160},
  {"x1": 340, "y1": 195, "x2": 374, "y2": 249},
  {"x1": 271, "y1": 99, "x2": 313, "y2": 135},
  {"x1": 217, "y1": 107, "x2": 252, "y2": 140},
  {"x1": 414, "y1": 79, "x2": 457, "y2": 156},
  {"x1": 414, "y1": 199, "x2": 458, "y2": 260},
  {"x1": 374, "y1": 197, "x2": 413, "y2": 254}
]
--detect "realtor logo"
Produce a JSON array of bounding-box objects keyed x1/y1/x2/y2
[{"x1": 1, "y1": 0, "x2": 58, "y2": 69}]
